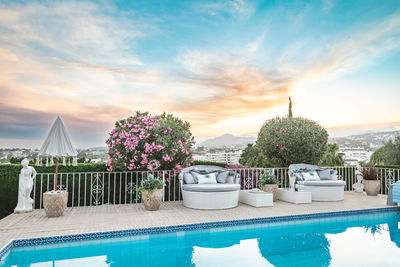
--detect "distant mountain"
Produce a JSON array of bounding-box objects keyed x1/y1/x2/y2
[
  {"x1": 197, "y1": 134, "x2": 256, "y2": 148},
  {"x1": 329, "y1": 130, "x2": 400, "y2": 150}
]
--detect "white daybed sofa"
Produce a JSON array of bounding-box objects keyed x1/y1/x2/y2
[
  {"x1": 178, "y1": 165, "x2": 241, "y2": 210},
  {"x1": 288, "y1": 164, "x2": 346, "y2": 201}
]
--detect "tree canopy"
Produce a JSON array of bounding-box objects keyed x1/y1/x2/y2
[
  {"x1": 256, "y1": 116, "x2": 328, "y2": 167},
  {"x1": 371, "y1": 136, "x2": 400, "y2": 166}
]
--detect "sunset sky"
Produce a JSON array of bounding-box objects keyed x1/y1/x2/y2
[{"x1": 0, "y1": 0, "x2": 400, "y2": 148}]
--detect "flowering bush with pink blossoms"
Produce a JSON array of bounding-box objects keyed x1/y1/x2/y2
[{"x1": 106, "y1": 112, "x2": 195, "y2": 172}]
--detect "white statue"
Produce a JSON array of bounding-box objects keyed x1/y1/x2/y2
[
  {"x1": 14, "y1": 159, "x2": 37, "y2": 213},
  {"x1": 353, "y1": 165, "x2": 364, "y2": 193}
]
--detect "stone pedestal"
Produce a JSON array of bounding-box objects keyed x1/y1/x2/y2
[{"x1": 43, "y1": 191, "x2": 68, "y2": 217}]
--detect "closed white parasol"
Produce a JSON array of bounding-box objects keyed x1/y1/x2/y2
[{"x1": 38, "y1": 116, "x2": 77, "y2": 190}]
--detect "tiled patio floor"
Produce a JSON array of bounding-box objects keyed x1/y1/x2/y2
[{"x1": 0, "y1": 192, "x2": 393, "y2": 249}]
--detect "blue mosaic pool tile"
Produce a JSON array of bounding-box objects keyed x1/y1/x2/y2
[
  {"x1": 1, "y1": 206, "x2": 399, "y2": 259},
  {"x1": 0, "y1": 241, "x2": 12, "y2": 261}
]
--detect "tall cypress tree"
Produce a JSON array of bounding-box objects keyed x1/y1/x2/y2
[{"x1": 288, "y1": 97, "x2": 293, "y2": 118}]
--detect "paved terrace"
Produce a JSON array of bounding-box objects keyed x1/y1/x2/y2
[{"x1": 0, "y1": 192, "x2": 393, "y2": 249}]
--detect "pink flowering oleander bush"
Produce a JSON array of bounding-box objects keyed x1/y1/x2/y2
[{"x1": 106, "y1": 112, "x2": 195, "y2": 172}]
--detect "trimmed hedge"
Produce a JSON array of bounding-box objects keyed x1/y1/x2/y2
[
  {"x1": 0, "y1": 163, "x2": 106, "y2": 219},
  {"x1": 192, "y1": 160, "x2": 227, "y2": 168}
]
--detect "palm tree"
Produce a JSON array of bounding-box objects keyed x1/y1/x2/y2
[{"x1": 320, "y1": 143, "x2": 345, "y2": 166}]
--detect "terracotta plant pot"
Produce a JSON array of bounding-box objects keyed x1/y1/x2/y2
[
  {"x1": 263, "y1": 184, "x2": 279, "y2": 201},
  {"x1": 43, "y1": 191, "x2": 68, "y2": 217},
  {"x1": 363, "y1": 180, "x2": 381, "y2": 196},
  {"x1": 142, "y1": 189, "x2": 163, "y2": 211}
]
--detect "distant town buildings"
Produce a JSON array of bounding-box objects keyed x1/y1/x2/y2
[
  {"x1": 339, "y1": 147, "x2": 373, "y2": 166},
  {"x1": 194, "y1": 150, "x2": 242, "y2": 164},
  {"x1": 0, "y1": 148, "x2": 108, "y2": 164}
]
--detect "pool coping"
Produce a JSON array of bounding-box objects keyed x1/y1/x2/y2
[{"x1": 1, "y1": 206, "x2": 399, "y2": 261}]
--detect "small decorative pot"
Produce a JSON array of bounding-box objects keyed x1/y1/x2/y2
[
  {"x1": 363, "y1": 180, "x2": 381, "y2": 196},
  {"x1": 142, "y1": 189, "x2": 163, "y2": 211},
  {"x1": 263, "y1": 184, "x2": 279, "y2": 201},
  {"x1": 43, "y1": 191, "x2": 68, "y2": 217}
]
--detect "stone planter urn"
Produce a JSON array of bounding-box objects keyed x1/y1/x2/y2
[
  {"x1": 363, "y1": 180, "x2": 381, "y2": 196},
  {"x1": 142, "y1": 189, "x2": 163, "y2": 211},
  {"x1": 43, "y1": 191, "x2": 68, "y2": 217},
  {"x1": 263, "y1": 184, "x2": 279, "y2": 201}
]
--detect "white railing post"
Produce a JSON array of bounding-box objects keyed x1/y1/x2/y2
[{"x1": 162, "y1": 171, "x2": 165, "y2": 202}]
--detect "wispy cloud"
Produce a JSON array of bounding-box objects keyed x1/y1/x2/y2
[
  {"x1": 300, "y1": 12, "x2": 400, "y2": 80},
  {"x1": 322, "y1": 0, "x2": 335, "y2": 12},
  {"x1": 247, "y1": 30, "x2": 267, "y2": 53},
  {"x1": 175, "y1": 49, "x2": 290, "y2": 125},
  {"x1": 0, "y1": 1, "x2": 146, "y2": 66},
  {"x1": 0, "y1": 0, "x2": 399, "y2": 145},
  {"x1": 195, "y1": 0, "x2": 255, "y2": 19},
  {"x1": 175, "y1": 12, "x2": 400, "y2": 127}
]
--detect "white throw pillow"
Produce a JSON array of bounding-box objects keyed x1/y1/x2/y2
[
  {"x1": 196, "y1": 173, "x2": 218, "y2": 184},
  {"x1": 302, "y1": 171, "x2": 320, "y2": 181},
  {"x1": 225, "y1": 176, "x2": 235, "y2": 184}
]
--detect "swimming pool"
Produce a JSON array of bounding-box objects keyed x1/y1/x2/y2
[{"x1": 1, "y1": 209, "x2": 400, "y2": 266}]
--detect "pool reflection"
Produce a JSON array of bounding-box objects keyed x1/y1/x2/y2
[{"x1": 3, "y1": 212, "x2": 400, "y2": 267}]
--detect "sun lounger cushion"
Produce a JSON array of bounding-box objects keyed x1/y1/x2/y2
[
  {"x1": 216, "y1": 171, "x2": 230, "y2": 183},
  {"x1": 317, "y1": 169, "x2": 331, "y2": 180},
  {"x1": 183, "y1": 172, "x2": 196, "y2": 184},
  {"x1": 182, "y1": 183, "x2": 240, "y2": 192},
  {"x1": 297, "y1": 180, "x2": 346, "y2": 187},
  {"x1": 191, "y1": 171, "x2": 214, "y2": 181},
  {"x1": 196, "y1": 173, "x2": 218, "y2": 184},
  {"x1": 392, "y1": 181, "x2": 400, "y2": 203},
  {"x1": 301, "y1": 171, "x2": 320, "y2": 181}
]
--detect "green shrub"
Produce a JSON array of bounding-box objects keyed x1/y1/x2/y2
[
  {"x1": 371, "y1": 136, "x2": 400, "y2": 166},
  {"x1": 257, "y1": 116, "x2": 328, "y2": 167},
  {"x1": 319, "y1": 143, "x2": 345, "y2": 166},
  {"x1": 239, "y1": 144, "x2": 272, "y2": 167}
]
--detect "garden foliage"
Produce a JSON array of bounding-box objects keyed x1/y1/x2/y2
[
  {"x1": 319, "y1": 143, "x2": 345, "y2": 166},
  {"x1": 106, "y1": 112, "x2": 195, "y2": 172},
  {"x1": 256, "y1": 117, "x2": 328, "y2": 167},
  {"x1": 371, "y1": 136, "x2": 400, "y2": 166}
]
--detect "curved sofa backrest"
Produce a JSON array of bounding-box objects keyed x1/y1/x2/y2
[
  {"x1": 288, "y1": 163, "x2": 338, "y2": 180},
  {"x1": 178, "y1": 165, "x2": 239, "y2": 181}
]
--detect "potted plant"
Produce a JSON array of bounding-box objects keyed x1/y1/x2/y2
[
  {"x1": 362, "y1": 167, "x2": 380, "y2": 196},
  {"x1": 258, "y1": 171, "x2": 279, "y2": 201},
  {"x1": 139, "y1": 173, "x2": 165, "y2": 211}
]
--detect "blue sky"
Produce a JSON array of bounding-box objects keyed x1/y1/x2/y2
[{"x1": 0, "y1": 0, "x2": 399, "y2": 148}]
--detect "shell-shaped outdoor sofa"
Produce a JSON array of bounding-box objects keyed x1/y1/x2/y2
[
  {"x1": 178, "y1": 165, "x2": 241, "y2": 209},
  {"x1": 288, "y1": 163, "x2": 346, "y2": 201}
]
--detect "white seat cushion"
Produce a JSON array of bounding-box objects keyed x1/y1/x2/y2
[
  {"x1": 183, "y1": 184, "x2": 240, "y2": 192},
  {"x1": 297, "y1": 180, "x2": 346, "y2": 187}
]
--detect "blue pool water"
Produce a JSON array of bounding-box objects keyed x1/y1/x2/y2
[{"x1": 1, "y1": 211, "x2": 400, "y2": 267}]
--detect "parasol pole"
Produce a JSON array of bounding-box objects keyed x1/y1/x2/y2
[{"x1": 54, "y1": 157, "x2": 59, "y2": 191}]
